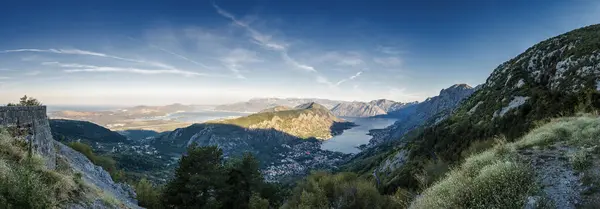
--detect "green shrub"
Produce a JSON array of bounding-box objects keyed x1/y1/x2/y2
[
  {"x1": 249, "y1": 193, "x2": 269, "y2": 209},
  {"x1": 571, "y1": 149, "x2": 593, "y2": 171},
  {"x1": 460, "y1": 137, "x2": 504, "y2": 159},
  {"x1": 283, "y1": 172, "x2": 401, "y2": 209},
  {"x1": 414, "y1": 159, "x2": 449, "y2": 190},
  {"x1": 411, "y1": 142, "x2": 535, "y2": 209},
  {"x1": 0, "y1": 130, "x2": 83, "y2": 208},
  {"x1": 135, "y1": 178, "x2": 162, "y2": 209}
]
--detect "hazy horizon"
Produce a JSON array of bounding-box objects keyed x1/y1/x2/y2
[{"x1": 1, "y1": 0, "x2": 599, "y2": 105}]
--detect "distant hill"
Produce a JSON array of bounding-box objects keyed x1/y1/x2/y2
[
  {"x1": 369, "y1": 99, "x2": 416, "y2": 112},
  {"x1": 213, "y1": 98, "x2": 347, "y2": 112},
  {"x1": 330, "y1": 99, "x2": 417, "y2": 117},
  {"x1": 50, "y1": 119, "x2": 129, "y2": 146},
  {"x1": 258, "y1": 105, "x2": 293, "y2": 113},
  {"x1": 211, "y1": 102, "x2": 355, "y2": 139}
]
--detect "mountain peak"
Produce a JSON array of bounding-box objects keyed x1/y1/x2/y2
[{"x1": 295, "y1": 102, "x2": 328, "y2": 110}]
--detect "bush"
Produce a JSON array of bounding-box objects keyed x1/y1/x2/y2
[
  {"x1": 283, "y1": 172, "x2": 401, "y2": 209},
  {"x1": 249, "y1": 193, "x2": 269, "y2": 209},
  {"x1": 411, "y1": 144, "x2": 535, "y2": 208},
  {"x1": 413, "y1": 159, "x2": 449, "y2": 190},
  {"x1": 135, "y1": 178, "x2": 162, "y2": 209},
  {"x1": 6, "y1": 95, "x2": 42, "y2": 106},
  {"x1": 571, "y1": 149, "x2": 593, "y2": 171},
  {"x1": 0, "y1": 130, "x2": 82, "y2": 208}
]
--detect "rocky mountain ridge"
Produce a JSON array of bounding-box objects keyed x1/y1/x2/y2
[
  {"x1": 214, "y1": 98, "x2": 346, "y2": 112},
  {"x1": 331, "y1": 102, "x2": 387, "y2": 117},
  {"x1": 367, "y1": 83, "x2": 478, "y2": 146}
]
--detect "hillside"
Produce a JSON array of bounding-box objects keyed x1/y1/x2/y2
[
  {"x1": 211, "y1": 102, "x2": 355, "y2": 140},
  {"x1": 344, "y1": 24, "x2": 600, "y2": 195},
  {"x1": 50, "y1": 119, "x2": 129, "y2": 145},
  {"x1": 367, "y1": 83, "x2": 477, "y2": 146}
]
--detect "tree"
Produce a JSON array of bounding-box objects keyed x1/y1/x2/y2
[
  {"x1": 283, "y1": 172, "x2": 401, "y2": 209},
  {"x1": 135, "y1": 178, "x2": 162, "y2": 209},
  {"x1": 221, "y1": 153, "x2": 263, "y2": 209},
  {"x1": 161, "y1": 145, "x2": 225, "y2": 209},
  {"x1": 7, "y1": 95, "x2": 41, "y2": 106}
]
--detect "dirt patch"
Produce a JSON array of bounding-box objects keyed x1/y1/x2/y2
[{"x1": 518, "y1": 142, "x2": 582, "y2": 209}]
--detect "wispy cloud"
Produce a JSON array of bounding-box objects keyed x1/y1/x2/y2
[
  {"x1": 64, "y1": 66, "x2": 205, "y2": 77},
  {"x1": 376, "y1": 45, "x2": 403, "y2": 55},
  {"x1": 219, "y1": 48, "x2": 262, "y2": 79},
  {"x1": 24, "y1": 71, "x2": 41, "y2": 76},
  {"x1": 0, "y1": 77, "x2": 10, "y2": 80},
  {"x1": 44, "y1": 61, "x2": 209, "y2": 77},
  {"x1": 212, "y1": 3, "x2": 316, "y2": 73},
  {"x1": 314, "y1": 51, "x2": 364, "y2": 67},
  {"x1": 149, "y1": 44, "x2": 213, "y2": 70},
  {"x1": 335, "y1": 71, "x2": 363, "y2": 86},
  {"x1": 2, "y1": 48, "x2": 176, "y2": 70},
  {"x1": 373, "y1": 57, "x2": 402, "y2": 67},
  {"x1": 127, "y1": 36, "x2": 215, "y2": 71}
]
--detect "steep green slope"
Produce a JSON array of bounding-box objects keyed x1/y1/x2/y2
[{"x1": 346, "y1": 24, "x2": 600, "y2": 193}]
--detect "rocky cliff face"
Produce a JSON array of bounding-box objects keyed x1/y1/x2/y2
[
  {"x1": 56, "y1": 142, "x2": 141, "y2": 209},
  {"x1": 368, "y1": 84, "x2": 477, "y2": 145},
  {"x1": 331, "y1": 102, "x2": 387, "y2": 117},
  {"x1": 368, "y1": 99, "x2": 415, "y2": 112},
  {"x1": 0, "y1": 106, "x2": 56, "y2": 169},
  {"x1": 0, "y1": 106, "x2": 141, "y2": 209}
]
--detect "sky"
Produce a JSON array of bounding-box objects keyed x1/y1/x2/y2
[{"x1": 0, "y1": 0, "x2": 599, "y2": 106}]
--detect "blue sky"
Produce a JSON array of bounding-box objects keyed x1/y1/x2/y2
[{"x1": 0, "y1": 0, "x2": 598, "y2": 105}]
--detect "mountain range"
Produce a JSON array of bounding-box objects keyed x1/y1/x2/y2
[{"x1": 213, "y1": 98, "x2": 345, "y2": 112}]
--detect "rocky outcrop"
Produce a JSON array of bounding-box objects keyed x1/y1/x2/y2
[
  {"x1": 0, "y1": 106, "x2": 56, "y2": 169},
  {"x1": 330, "y1": 102, "x2": 386, "y2": 117},
  {"x1": 368, "y1": 99, "x2": 415, "y2": 113},
  {"x1": 368, "y1": 84, "x2": 477, "y2": 145},
  {"x1": 55, "y1": 141, "x2": 141, "y2": 209}
]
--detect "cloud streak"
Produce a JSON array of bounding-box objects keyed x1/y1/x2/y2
[
  {"x1": 2, "y1": 48, "x2": 177, "y2": 70},
  {"x1": 335, "y1": 71, "x2": 363, "y2": 86},
  {"x1": 44, "y1": 61, "x2": 211, "y2": 77},
  {"x1": 64, "y1": 66, "x2": 205, "y2": 77},
  {"x1": 212, "y1": 3, "x2": 316, "y2": 73}
]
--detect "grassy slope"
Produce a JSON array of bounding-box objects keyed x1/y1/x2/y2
[
  {"x1": 0, "y1": 128, "x2": 124, "y2": 208},
  {"x1": 412, "y1": 115, "x2": 600, "y2": 208}
]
